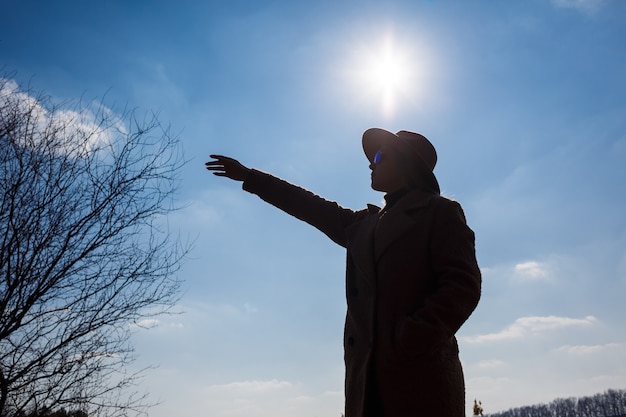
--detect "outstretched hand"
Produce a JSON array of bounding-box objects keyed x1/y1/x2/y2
[{"x1": 205, "y1": 154, "x2": 251, "y2": 181}]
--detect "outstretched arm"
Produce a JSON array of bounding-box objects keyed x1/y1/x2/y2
[
  {"x1": 205, "y1": 154, "x2": 251, "y2": 181},
  {"x1": 205, "y1": 156, "x2": 368, "y2": 247}
]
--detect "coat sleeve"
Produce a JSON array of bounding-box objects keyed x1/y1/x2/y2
[
  {"x1": 401, "y1": 198, "x2": 482, "y2": 353},
  {"x1": 242, "y1": 169, "x2": 368, "y2": 248}
]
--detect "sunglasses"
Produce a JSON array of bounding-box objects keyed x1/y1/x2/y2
[{"x1": 373, "y1": 150, "x2": 383, "y2": 164}]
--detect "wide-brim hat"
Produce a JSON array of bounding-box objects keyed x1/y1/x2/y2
[{"x1": 362, "y1": 128, "x2": 440, "y2": 194}]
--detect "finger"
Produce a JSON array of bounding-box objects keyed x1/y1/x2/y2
[
  {"x1": 209, "y1": 154, "x2": 233, "y2": 161},
  {"x1": 204, "y1": 161, "x2": 223, "y2": 167}
]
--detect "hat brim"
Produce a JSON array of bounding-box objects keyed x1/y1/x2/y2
[{"x1": 362, "y1": 128, "x2": 399, "y2": 163}]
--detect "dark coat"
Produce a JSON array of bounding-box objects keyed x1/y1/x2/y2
[{"x1": 243, "y1": 169, "x2": 481, "y2": 417}]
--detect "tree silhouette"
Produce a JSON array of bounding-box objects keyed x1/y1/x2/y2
[
  {"x1": 484, "y1": 388, "x2": 626, "y2": 417},
  {"x1": 0, "y1": 77, "x2": 186, "y2": 417}
]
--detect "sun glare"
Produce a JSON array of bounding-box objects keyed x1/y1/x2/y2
[
  {"x1": 345, "y1": 33, "x2": 429, "y2": 118},
  {"x1": 366, "y1": 45, "x2": 410, "y2": 95}
]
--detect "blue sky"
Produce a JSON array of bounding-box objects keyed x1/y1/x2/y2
[{"x1": 2, "y1": 0, "x2": 626, "y2": 415}]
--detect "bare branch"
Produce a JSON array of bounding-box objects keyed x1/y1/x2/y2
[{"x1": 0, "y1": 76, "x2": 187, "y2": 417}]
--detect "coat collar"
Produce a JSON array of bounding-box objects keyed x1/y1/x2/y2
[
  {"x1": 345, "y1": 190, "x2": 438, "y2": 282},
  {"x1": 383, "y1": 188, "x2": 436, "y2": 216},
  {"x1": 374, "y1": 189, "x2": 437, "y2": 261}
]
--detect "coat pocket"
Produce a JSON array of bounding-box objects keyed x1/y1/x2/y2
[{"x1": 393, "y1": 313, "x2": 450, "y2": 362}]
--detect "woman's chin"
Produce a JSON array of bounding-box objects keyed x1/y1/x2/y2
[{"x1": 371, "y1": 182, "x2": 385, "y2": 192}]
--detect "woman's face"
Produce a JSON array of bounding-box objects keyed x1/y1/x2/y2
[{"x1": 369, "y1": 146, "x2": 408, "y2": 193}]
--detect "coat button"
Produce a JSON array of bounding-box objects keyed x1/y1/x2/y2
[
  {"x1": 351, "y1": 288, "x2": 359, "y2": 297},
  {"x1": 348, "y1": 337, "x2": 355, "y2": 346}
]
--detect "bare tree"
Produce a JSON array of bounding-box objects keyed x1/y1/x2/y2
[
  {"x1": 0, "y1": 77, "x2": 185, "y2": 417},
  {"x1": 484, "y1": 389, "x2": 626, "y2": 417}
]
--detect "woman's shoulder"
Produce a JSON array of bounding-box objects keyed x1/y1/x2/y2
[
  {"x1": 431, "y1": 194, "x2": 468, "y2": 224},
  {"x1": 431, "y1": 193, "x2": 464, "y2": 208}
]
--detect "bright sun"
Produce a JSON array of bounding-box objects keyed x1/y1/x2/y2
[
  {"x1": 365, "y1": 45, "x2": 410, "y2": 95},
  {"x1": 348, "y1": 33, "x2": 425, "y2": 117}
]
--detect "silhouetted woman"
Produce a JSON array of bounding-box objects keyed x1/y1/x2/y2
[{"x1": 206, "y1": 128, "x2": 481, "y2": 417}]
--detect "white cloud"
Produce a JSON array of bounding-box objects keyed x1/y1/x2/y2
[
  {"x1": 1, "y1": 77, "x2": 123, "y2": 156},
  {"x1": 482, "y1": 259, "x2": 556, "y2": 284},
  {"x1": 208, "y1": 379, "x2": 293, "y2": 392},
  {"x1": 130, "y1": 318, "x2": 160, "y2": 329},
  {"x1": 476, "y1": 359, "x2": 505, "y2": 369},
  {"x1": 556, "y1": 343, "x2": 621, "y2": 355},
  {"x1": 461, "y1": 315, "x2": 597, "y2": 343},
  {"x1": 145, "y1": 373, "x2": 344, "y2": 417},
  {"x1": 140, "y1": 318, "x2": 161, "y2": 327},
  {"x1": 514, "y1": 261, "x2": 550, "y2": 281}
]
